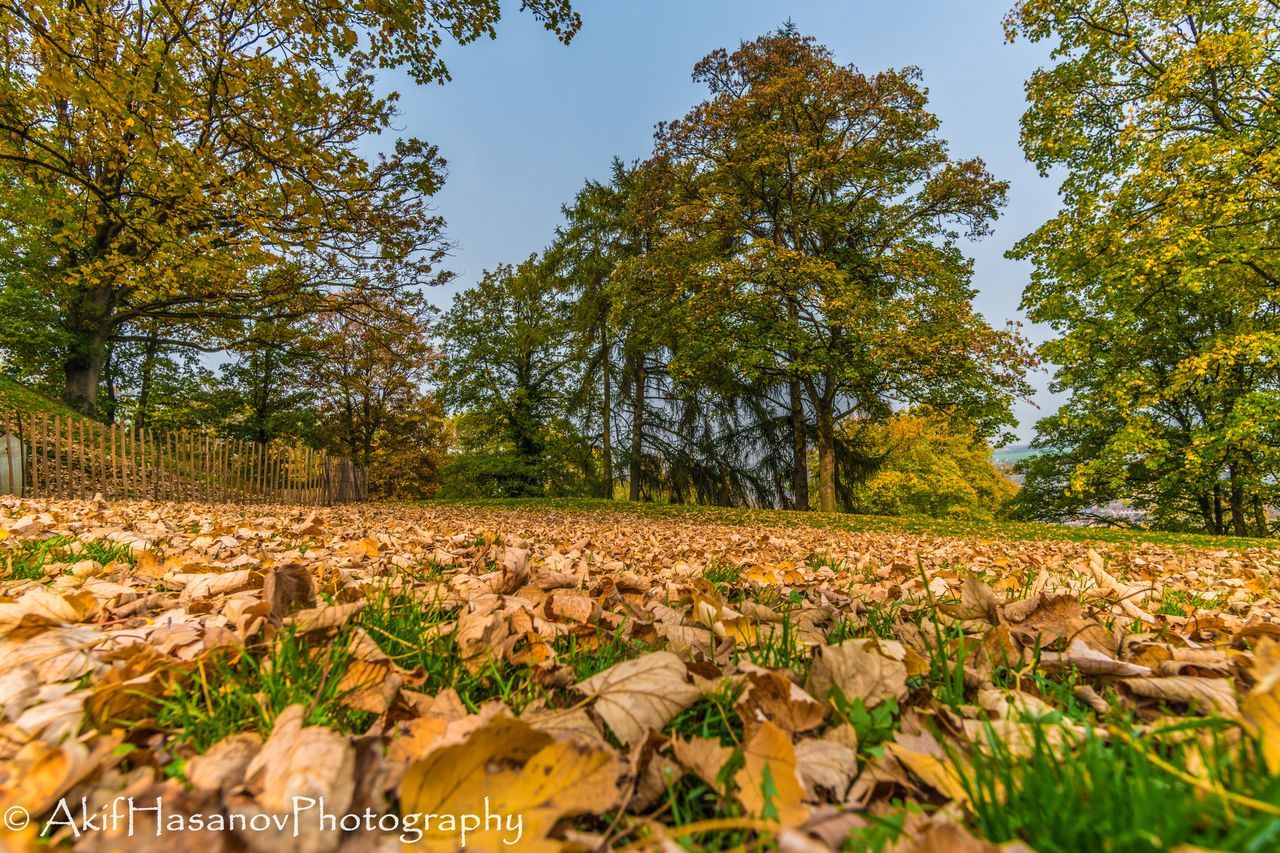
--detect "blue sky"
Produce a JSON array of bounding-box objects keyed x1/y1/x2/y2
[{"x1": 380, "y1": 0, "x2": 1063, "y2": 442}]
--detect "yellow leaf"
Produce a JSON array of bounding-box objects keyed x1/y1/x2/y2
[
  {"x1": 1244, "y1": 639, "x2": 1280, "y2": 774},
  {"x1": 399, "y1": 716, "x2": 622, "y2": 852},
  {"x1": 733, "y1": 721, "x2": 809, "y2": 828}
]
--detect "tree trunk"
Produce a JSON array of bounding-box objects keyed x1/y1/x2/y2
[
  {"x1": 629, "y1": 355, "x2": 645, "y2": 502},
  {"x1": 815, "y1": 405, "x2": 837, "y2": 513},
  {"x1": 1214, "y1": 485, "x2": 1224, "y2": 534},
  {"x1": 61, "y1": 290, "x2": 116, "y2": 418},
  {"x1": 1253, "y1": 495, "x2": 1269, "y2": 538},
  {"x1": 63, "y1": 348, "x2": 105, "y2": 417},
  {"x1": 1196, "y1": 494, "x2": 1217, "y2": 537},
  {"x1": 136, "y1": 336, "x2": 160, "y2": 431},
  {"x1": 1230, "y1": 467, "x2": 1248, "y2": 537},
  {"x1": 789, "y1": 377, "x2": 809, "y2": 511},
  {"x1": 600, "y1": 328, "x2": 614, "y2": 500}
]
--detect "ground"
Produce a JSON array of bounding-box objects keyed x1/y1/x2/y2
[{"x1": 2, "y1": 497, "x2": 1280, "y2": 851}]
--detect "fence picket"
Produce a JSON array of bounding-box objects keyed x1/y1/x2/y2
[{"x1": 4, "y1": 408, "x2": 363, "y2": 505}]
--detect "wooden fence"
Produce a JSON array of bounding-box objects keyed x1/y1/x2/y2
[{"x1": 0, "y1": 410, "x2": 366, "y2": 505}]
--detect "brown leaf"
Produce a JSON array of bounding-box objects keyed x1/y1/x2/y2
[
  {"x1": 576, "y1": 651, "x2": 702, "y2": 745},
  {"x1": 736, "y1": 668, "x2": 825, "y2": 736},
  {"x1": 794, "y1": 738, "x2": 857, "y2": 801},
  {"x1": 804, "y1": 638, "x2": 908, "y2": 709},
  {"x1": 941, "y1": 573, "x2": 1001, "y2": 623},
  {"x1": 1038, "y1": 638, "x2": 1154, "y2": 678},
  {"x1": 262, "y1": 563, "x2": 316, "y2": 624},
  {"x1": 399, "y1": 715, "x2": 622, "y2": 852},
  {"x1": 243, "y1": 705, "x2": 356, "y2": 813},
  {"x1": 187, "y1": 732, "x2": 263, "y2": 792},
  {"x1": 1119, "y1": 676, "x2": 1240, "y2": 716},
  {"x1": 672, "y1": 735, "x2": 735, "y2": 790}
]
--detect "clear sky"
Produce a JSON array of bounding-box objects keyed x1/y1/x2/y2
[{"x1": 379, "y1": 0, "x2": 1063, "y2": 443}]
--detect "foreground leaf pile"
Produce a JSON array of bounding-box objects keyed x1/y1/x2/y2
[{"x1": 4, "y1": 498, "x2": 1280, "y2": 851}]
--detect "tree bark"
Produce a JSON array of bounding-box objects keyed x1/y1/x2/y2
[
  {"x1": 1230, "y1": 466, "x2": 1248, "y2": 537},
  {"x1": 63, "y1": 348, "x2": 105, "y2": 417},
  {"x1": 61, "y1": 284, "x2": 125, "y2": 418},
  {"x1": 1196, "y1": 494, "x2": 1217, "y2": 537},
  {"x1": 1253, "y1": 495, "x2": 1269, "y2": 538},
  {"x1": 815, "y1": 405, "x2": 837, "y2": 513},
  {"x1": 629, "y1": 354, "x2": 645, "y2": 502},
  {"x1": 789, "y1": 377, "x2": 809, "y2": 511}
]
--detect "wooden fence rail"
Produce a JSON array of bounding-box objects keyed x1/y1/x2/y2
[{"x1": 0, "y1": 410, "x2": 366, "y2": 505}]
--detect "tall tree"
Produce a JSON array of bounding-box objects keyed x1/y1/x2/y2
[
  {"x1": 438, "y1": 256, "x2": 581, "y2": 497},
  {"x1": 1008, "y1": 0, "x2": 1280, "y2": 535},
  {"x1": 0, "y1": 0, "x2": 579, "y2": 415},
  {"x1": 650, "y1": 30, "x2": 1031, "y2": 512},
  {"x1": 314, "y1": 293, "x2": 442, "y2": 497}
]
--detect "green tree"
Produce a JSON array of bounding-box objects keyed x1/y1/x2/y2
[
  {"x1": 1008, "y1": 0, "x2": 1280, "y2": 535},
  {"x1": 649, "y1": 30, "x2": 1031, "y2": 512},
  {"x1": 438, "y1": 256, "x2": 584, "y2": 497},
  {"x1": 0, "y1": 0, "x2": 579, "y2": 416}
]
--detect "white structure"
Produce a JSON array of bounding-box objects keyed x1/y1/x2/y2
[{"x1": 0, "y1": 433, "x2": 22, "y2": 496}]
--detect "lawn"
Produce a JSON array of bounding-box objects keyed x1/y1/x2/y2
[
  {"x1": 2, "y1": 496, "x2": 1279, "y2": 851},
  {"x1": 440, "y1": 495, "x2": 1280, "y2": 550}
]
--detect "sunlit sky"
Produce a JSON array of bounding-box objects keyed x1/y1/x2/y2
[{"x1": 377, "y1": 0, "x2": 1063, "y2": 443}]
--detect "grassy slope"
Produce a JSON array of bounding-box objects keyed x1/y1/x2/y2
[
  {"x1": 0, "y1": 376, "x2": 83, "y2": 418},
  {"x1": 435, "y1": 496, "x2": 1280, "y2": 550}
]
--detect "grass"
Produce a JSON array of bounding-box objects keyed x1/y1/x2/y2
[
  {"x1": 1156, "y1": 588, "x2": 1228, "y2": 616},
  {"x1": 666, "y1": 681, "x2": 745, "y2": 747},
  {"x1": 1, "y1": 533, "x2": 136, "y2": 580},
  {"x1": 0, "y1": 376, "x2": 84, "y2": 418},
  {"x1": 702, "y1": 560, "x2": 744, "y2": 588},
  {"x1": 830, "y1": 692, "x2": 900, "y2": 757},
  {"x1": 960, "y1": 719, "x2": 1280, "y2": 853},
  {"x1": 155, "y1": 625, "x2": 375, "y2": 753},
  {"x1": 432, "y1": 496, "x2": 1280, "y2": 550},
  {"x1": 354, "y1": 584, "x2": 544, "y2": 713}
]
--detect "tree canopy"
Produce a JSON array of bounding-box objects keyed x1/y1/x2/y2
[
  {"x1": 0, "y1": 0, "x2": 579, "y2": 415},
  {"x1": 1008, "y1": 0, "x2": 1280, "y2": 535}
]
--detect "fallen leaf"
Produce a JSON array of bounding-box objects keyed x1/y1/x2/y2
[{"x1": 576, "y1": 651, "x2": 702, "y2": 745}]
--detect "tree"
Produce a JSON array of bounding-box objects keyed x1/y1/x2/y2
[
  {"x1": 844, "y1": 409, "x2": 1017, "y2": 520},
  {"x1": 0, "y1": 0, "x2": 579, "y2": 416},
  {"x1": 554, "y1": 161, "x2": 635, "y2": 499},
  {"x1": 649, "y1": 30, "x2": 1032, "y2": 512},
  {"x1": 1007, "y1": 0, "x2": 1280, "y2": 535},
  {"x1": 438, "y1": 256, "x2": 584, "y2": 497},
  {"x1": 314, "y1": 292, "x2": 440, "y2": 491},
  {"x1": 212, "y1": 316, "x2": 322, "y2": 445}
]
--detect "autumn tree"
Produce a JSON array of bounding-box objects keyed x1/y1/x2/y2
[
  {"x1": 843, "y1": 409, "x2": 1017, "y2": 520},
  {"x1": 1008, "y1": 0, "x2": 1280, "y2": 535},
  {"x1": 0, "y1": 0, "x2": 579, "y2": 416},
  {"x1": 650, "y1": 30, "x2": 1031, "y2": 512},
  {"x1": 314, "y1": 293, "x2": 444, "y2": 499}
]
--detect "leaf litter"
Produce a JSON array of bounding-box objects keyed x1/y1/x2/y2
[{"x1": 1, "y1": 497, "x2": 1280, "y2": 850}]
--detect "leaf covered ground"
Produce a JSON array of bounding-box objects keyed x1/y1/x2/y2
[{"x1": 3, "y1": 498, "x2": 1280, "y2": 851}]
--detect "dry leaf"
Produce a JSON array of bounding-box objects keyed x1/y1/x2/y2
[
  {"x1": 576, "y1": 651, "x2": 702, "y2": 745},
  {"x1": 399, "y1": 715, "x2": 622, "y2": 852},
  {"x1": 804, "y1": 638, "x2": 908, "y2": 709},
  {"x1": 734, "y1": 720, "x2": 810, "y2": 827}
]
